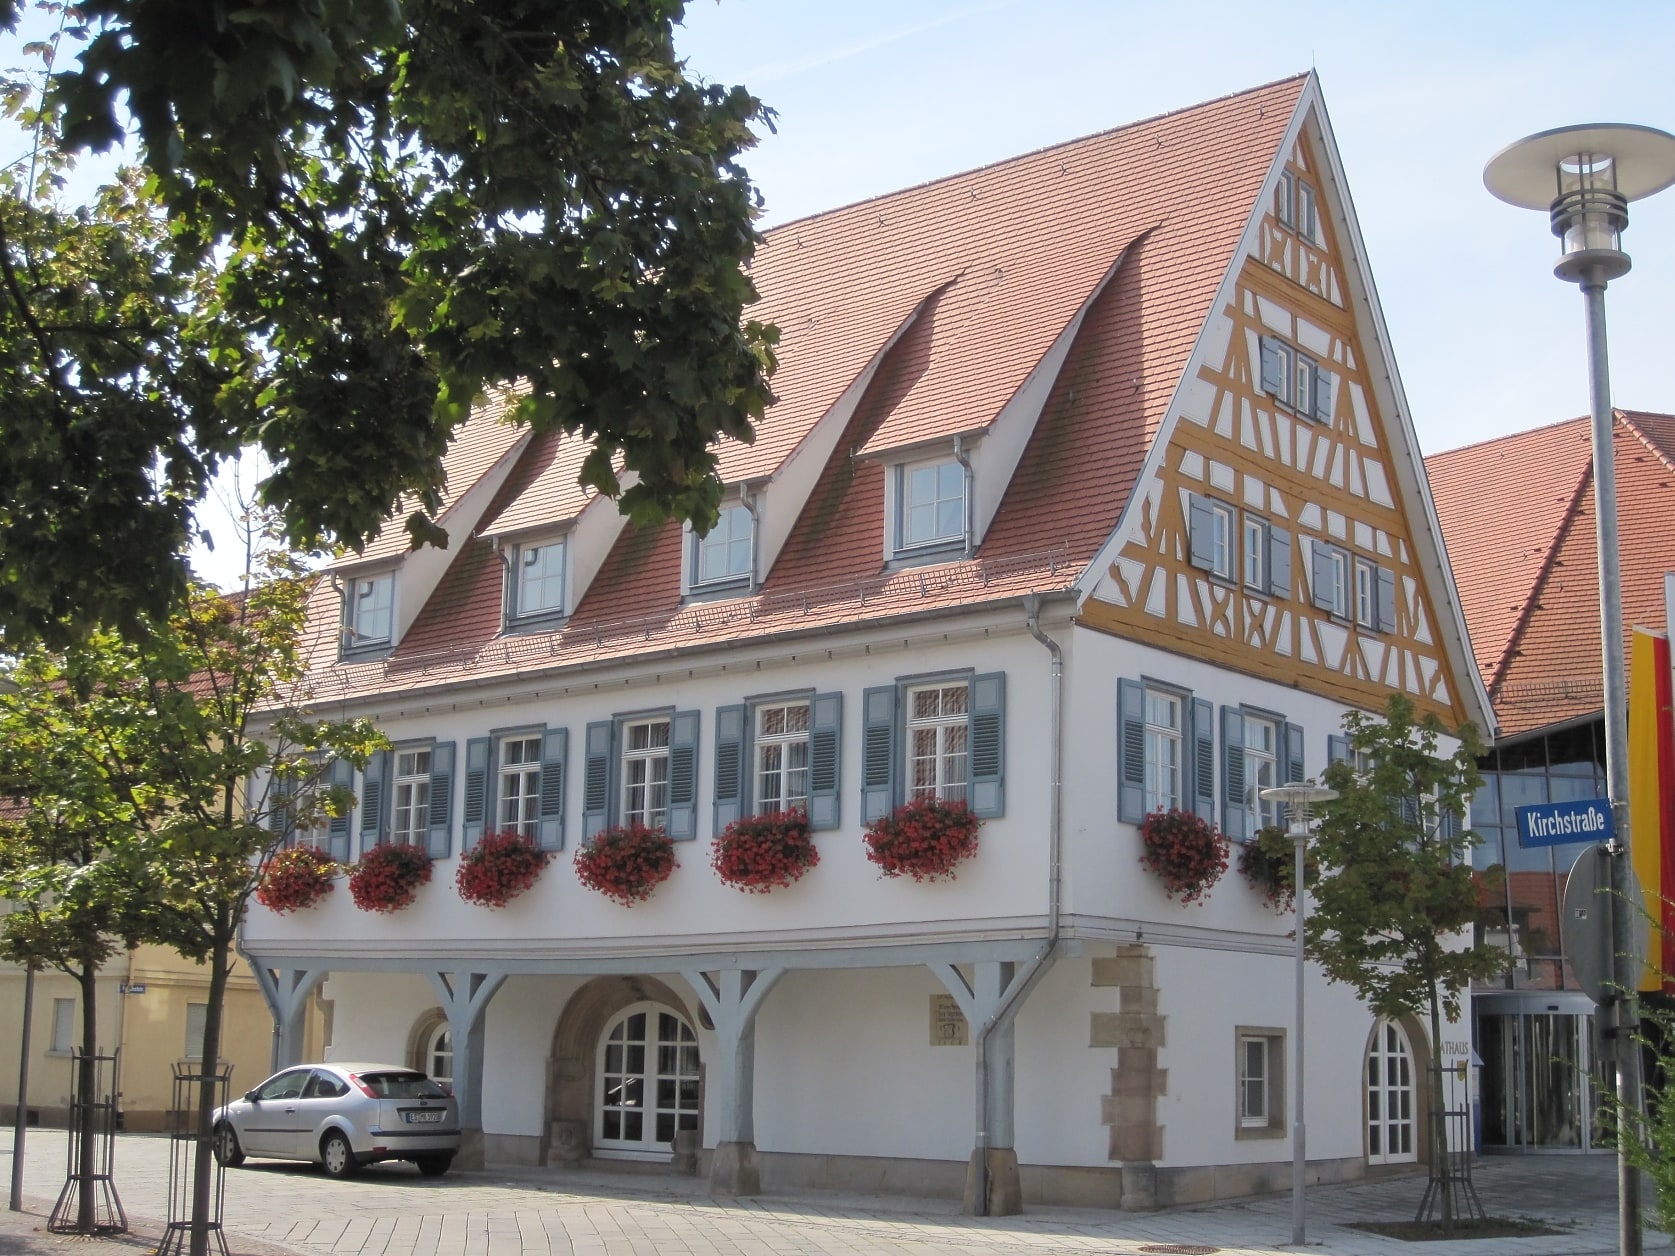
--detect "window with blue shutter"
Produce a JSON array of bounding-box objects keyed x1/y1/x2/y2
[
  {"x1": 1283, "y1": 723, "x2": 1305, "y2": 786},
  {"x1": 1313, "y1": 366, "x2": 1334, "y2": 423},
  {"x1": 462, "y1": 738, "x2": 491, "y2": 848},
  {"x1": 1260, "y1": 336, "x2": 1286, "y2": 399},
  {"x1": 267, "y1": 770, "x2": 296, "y2": 845},
  {"x1": 582, "y1": 720, "x2": 613, "y2": 839},
  {"x1": 359, "y1": 750, "x2": 387, "y2": 853},
  {"x1": 1328, "y1": 734, "x2": 1351, "y2": 766},
  {"x1": 1268, "y1": 525, "x2": 1291, "y2": 597},
  {"x1": 1376, "y1": 565, "x2": 1397, "y2": 634},
  {"x1": 1117, "y1": 679, "x2": 1146, "y2": 824},
  {"x1": 424, "y1": 743, "x2": 455, "y2": 859},
  {"x1": 538, "y1": 727, "x2": 567, "y2": 850},
  {"x1": 968, "y1": 674, "x2": 1006, "y2": 819},
  {"x1": 860, "y1": 686, "x2": 897, "y2": 822},
  {"x1": 325, "y1": 757, "x2": 354, "y2": 861}
]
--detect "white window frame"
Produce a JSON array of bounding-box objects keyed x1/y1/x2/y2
[
  {"x1": 50, "y1": 997, "x2": 75, "y2": 1054},
  {"x1": 1243, "y1": 515, "x2": 1267, "y2": 591},
  {"x1": 1267, "y1": 339, "x2": 1296, "y2": 407},
  {"x1": 497, "y1": 733, "x2": 543, "y2": 838},
  {"x1": 1354, "y1": 557, "x2": 1378, "y2": 629},
  {"x1": 425, "y1": 1022, "x2": 453, "y2": 1090},
  {"x1": 1276, "y1": 168, "x2": 1296, "y2": 228},
  {"x1": 594, "y1": 1002, "x2": 701, "y2": 1158},
  {"x1": 1313, "y1": 544, "x2": 1350, "y2": 618},
  {"x1": 690, "y1": 502, "x2": 754, "y2": 590},
  {"x1": 621, "y1": 717, "x2": 672, "y2": 829},
  {"x1": 1207, "y1": 501, "x2": 1234, "y2": 580},
  {"x1": 754, "y1": 700, "x2": 811, "y2": 815},
  {"x1": 509, "y1": 535, "x2": 567, "y2": 625},
  {"x1": 185, "y1": 1002, "x2": 207, "y2": 1060},
  {"x1": 342, "y1": 571, "x2": 395, "y2": 655},
  {"x1": 1143, "y1": 686, "x2": 1184, "y2": 814},
  {"x1": 892, "y1": 456, "x2": 966, "y2": 556},
  {"x1": 1236, "y1": 1027, "x2": 1286, "y2": 1138},
  {"x1": 906, "y1": 682, "x2": 969, "y2": 804},
  {"x1": 391, "y1": 746, "x2": 433, "y2": 846},
  {"x1": 1297, "y1": 180, "x2": 1319, "y2": 243},
  {"x1": 1243, "y1": 715, "x2": 1280, "y2": 832}
]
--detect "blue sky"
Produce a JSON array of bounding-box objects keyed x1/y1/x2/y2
[{"x1": 7, "y1": 3, "x2": 1674, "y2": 587}]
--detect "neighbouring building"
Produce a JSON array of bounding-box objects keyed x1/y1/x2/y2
[
  {"x1": 1427, "y1": 409, "x2": 1675, "y2": 1154},
  {"x1": 238, "y1": 73, "x2": 1489, "y2": 1212}
]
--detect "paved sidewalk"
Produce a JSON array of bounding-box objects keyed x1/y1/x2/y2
[{"x1": 1, "y1": 1128, "x2": 1665, "y2": 1256}]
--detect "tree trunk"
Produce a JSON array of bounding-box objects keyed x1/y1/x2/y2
[
  {"x1": 1427, "y1": 988, "x2": 1453, "y2": 1234},
  {"x1": 74, "y1": 964, "x2": 98, "y2": 1234},
  {"x1": 188, "y1": 908, "x2": 233, "y2": 1256}
]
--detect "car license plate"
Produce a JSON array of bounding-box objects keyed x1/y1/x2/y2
[{"x1": 404, "y1": 1109, "x2": 443, "y2": 1124}]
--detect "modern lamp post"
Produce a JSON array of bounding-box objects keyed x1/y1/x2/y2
[
  {"x1": 1485, "y1": 123, "x2": 1675, "y2": 1256},
  {"x1": 1260, "y1": 781, "x2": 1337, "y2": 1248}
]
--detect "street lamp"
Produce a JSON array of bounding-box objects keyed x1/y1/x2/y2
[
  {"x1": 1259, "y1": 781, "x2": 1337, "y2": 1248},
  {"x1": 1485, "y1": 123, "x2": 1675, "y2": 1256}
]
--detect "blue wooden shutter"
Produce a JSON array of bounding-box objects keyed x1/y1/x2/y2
[
  {"x1": 1311, "y1": 543, "x2": 1338, "y2": 612},
  {"x1": 267, "y1": 771, "x2": 296, "y2": 845},
  {"x1": 1328, "y1": 734, "x2": 1350, "y2": 766},
  {"x1": 808, "y1": 692, "x2": 842, "y2": 831},
  {"x1": 713, "y1": 704, "x2": 747, "y2": 833},
  {"x1": 537, "y1": 727, "x2": 567, "y2": 851},
  {"x1": 582, "y1": 720, "x2": 613, "y2": 838},
  {"x1": 1187, "y1": 494, "x2": 1215, "y2": 570},
  {"x1": 426, "y1": 742, "x2": 455, "y2": 859},
  {"x1": 1268, "y1": 525, "x2": 1291, "y2": 597},
  {"x1": 462, "y1": 737, "x2": 491, "y2": 849},
  {"x1": 1260, "y1": 336, "x2": 1283, "y2": 395},
  {"x1": 1191, "y1": 696, "x2": 1215, "y2": 823},
  {"x1": 1117, "y1": 679, "x2": 1145, "y2": 824},
  {"x1": 860, "y1": 685, "x2": 897, "y2": 823},
  {"x1": 359, "y1": 750, "x2": 387, "y2": 851},
  {"x1": 1313, "y1": 366, "x2": 1333, "y2": 423},
  {"x1": 667, "y1": 710, "x2": 700, "y2": 840},
  {"x1": 1377, "y1": 565, "x2": 1397, "y2": 633},
  {"x1": 968, "y1": 673, "x2": 1006, "y2": 819},
  {"x1": 1283, "y1": 722, "x2": 1305, "y2": 785},
  {"x1": 1221, "y1": 707, "x2": 1247, "y2": 842},
  {"x1": 325, "y1": 758, "x2": 353, "y2": 861}
]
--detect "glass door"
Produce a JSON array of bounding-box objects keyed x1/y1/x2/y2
[{"x1": 1477, "y1": 1005, "x2": 1593, "y2": 1150}]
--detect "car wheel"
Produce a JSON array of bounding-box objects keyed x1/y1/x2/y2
[
  {"x1": 415, "y1": 1154, "x2": 453, "y2": 1178},
  {"x1": 319, "y1": 1130, "x2": 358, "y2": 1178},
  {"x1": 212, "y1": 1123, "x2": 245, "y2": 1168}
]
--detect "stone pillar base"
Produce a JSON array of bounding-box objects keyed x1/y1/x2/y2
[
  {"x1": 1120, "y1": 1160, "x2": 1158, "y2": 1211},
  {"x1": 548, "y1": 1118, "x2": 588, "y2": 1165},
  {"x1": 708, "y1": 1140, "x2": 760, "y2": 1196},
  {"x1": 455, "y1": 1128, "x2": 486, "y2": 1171},
  {"x1": 671, "y1": 1129, "x2": 701, "y2": 1176},
  {"x1": 962, "y1": 1147, "x2": 1022, "y2": 1216}
]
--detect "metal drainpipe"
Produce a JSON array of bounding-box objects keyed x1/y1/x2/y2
[
  {"x1": 740, "y1": 483, "x2": 762, "y2": 594},
  {"x1": 953, "y1": 437, "x2": 975, "y2": 558},
  {"x1": 973, "y1": 594, "x2": 1064, "y2": 1215}
]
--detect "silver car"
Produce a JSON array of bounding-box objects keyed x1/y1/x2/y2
[{"x1": 212, "y1": 1062, "x2": 459, "y2": 1178}]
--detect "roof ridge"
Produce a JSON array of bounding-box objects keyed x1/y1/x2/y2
[
  {"x1": 761, "y1": 73, "x2": 1310, "y2": 236},
  {"x1": 1617, "y1": 409, "x2": 1675, "y2": 476},
  {"x1": 1426, "y1": 413, "x2": 1590, "y2": 461}
]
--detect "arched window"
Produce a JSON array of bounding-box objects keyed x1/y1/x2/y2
[
  {"x1": 425, "y1": 1021, "x2": 453, "y2": 1091},
  {"x1": 594, "y1": 1003, "x2": 699, "y2": 1156},
  {"x1": 1367, "y1": 1019, "x2": 1417, "y2": 1164}
]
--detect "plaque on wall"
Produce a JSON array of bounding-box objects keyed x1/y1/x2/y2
[{"x1": 930, "y1": 994, "x2": 968, "y2": 1046}]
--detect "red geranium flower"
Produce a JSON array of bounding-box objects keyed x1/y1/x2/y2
[
  {"x1": 256, "y1": 846, "x2": 338, "y2": 914},
  {"x1": 711, "y1": 810, "x2": 818, "y2": 894},
  {"x1": 574, "y1": 823, "x2": 677, "y2": 907},
  {"x1": 348, "y1": 842, "x2": 432, "y2": 913},
  {"x1": 456, "y1": 829, "x2": 552, "y2": 909},
  {"x1": 863, "y1": 796, "x2": 980, "y2": 883},
  {"x1": 1138, "y1": 808, "x2": 1229, "y2": 905}
]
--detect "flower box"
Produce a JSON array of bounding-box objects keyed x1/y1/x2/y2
[
  {"x1": 863, "y1": 796, "x2": 980, "y2": 883},
  {"x1": 255, "y1": 845, "x2": 338, "y2": 914},
  {"x1": 348, "y1": 842, "x2": 432, "y2": 913},
  {"x1": 573, "y1": 823, "x2": 677, "y2": 906},
  {"x1": 1238, "y1": 823, "x2": 1316, "y2": 911},
  {"x1": 711, "y1": 809, "x2": 818, "y2": 893},
  {"x1": 1138, "y1": 808, "x2": 1229, "y2": 905},
  {"x1": 456, "y1": 829, "x2": 552, "y2": 908}
]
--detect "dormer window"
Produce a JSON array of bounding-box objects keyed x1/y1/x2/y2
[
  {"x1": 891, "y1": 456, "x2": 966, "y2": 559},
  {"x1": 690, "y1": 502, "x2": 753, "y2": 591},
  {"x1": 342, "y1": 572, "x2": 393, "y2": 657},
  {"x1": 506, "y1": 535, "x2": 567, "y2": 629}
]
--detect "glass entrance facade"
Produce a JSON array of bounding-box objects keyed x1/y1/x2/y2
[{"x1": 1476, "y1": 995, "x2": 1597, "y2": 1151}]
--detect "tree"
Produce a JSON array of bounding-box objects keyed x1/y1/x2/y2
[
  {"x1": 0, "y1": 560, "x2": 383, "y2": 1254},
  {"x1": 0, "y1": 0, "x2": 778, "y2": 648},
  {"x1": 1308, "y1": 694, "x2": 1507, "y2": 1230}
]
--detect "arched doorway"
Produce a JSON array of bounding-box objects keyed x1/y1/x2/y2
[
  {"x1": 1367, "y1": 1018, "x2": 1419, "y2": 1164},
  {"x1": 594, "y1": 1002, "x2": 701, "y2": 1157}
]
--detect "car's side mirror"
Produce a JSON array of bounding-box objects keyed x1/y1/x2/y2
[{"x1": 244, "y1": 1090, "x2": 260, "y2": 1103}]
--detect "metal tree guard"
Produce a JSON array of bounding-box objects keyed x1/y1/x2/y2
[
  {"x1": 156, "y1": 1060, "x2": 233, "y2": 1256},
  {"x1": 47, "y1": 1048, "x2": 126, "y2": 1235}
]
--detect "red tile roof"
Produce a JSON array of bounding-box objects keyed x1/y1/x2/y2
[
  {"x1": 301, "y1": 76, "x2": 1310, "y2": 698},
  {"x1": 1426, "y1": 411, "x2": 1675, "y2": 737}
]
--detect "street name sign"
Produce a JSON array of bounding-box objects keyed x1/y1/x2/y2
[{"x1": 1515, "y1": 798, "x2": 1615, "y2": 848}]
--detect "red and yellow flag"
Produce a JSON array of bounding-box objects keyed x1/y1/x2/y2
[{"x1": 1629, "y1": 627, "x2": 1675, "y2": 992}]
